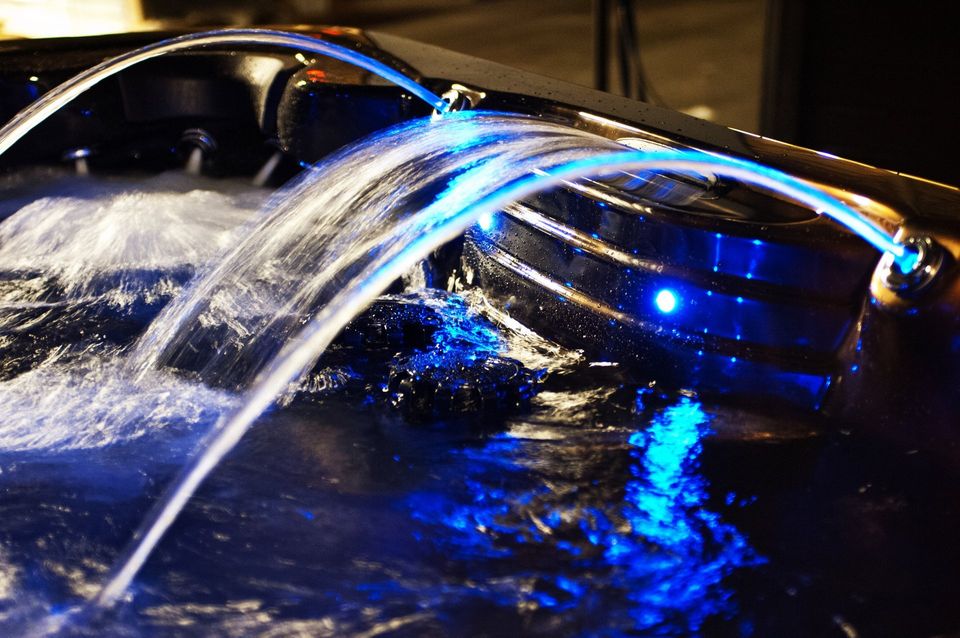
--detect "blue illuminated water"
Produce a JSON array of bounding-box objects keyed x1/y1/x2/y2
[
  {"x1": 116, "y1": 114, "x2": 913, "y2": 604},
  {"x1": 0, "y1": 112, "x2": 956, "y2": 637},
  {"x1": 0, "y1": 248, "x2": 773, "y2": 635}
]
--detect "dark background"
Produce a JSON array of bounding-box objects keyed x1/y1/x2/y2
[{"x1": 141, "y1": 0, "x2": 959, "y2": 185}]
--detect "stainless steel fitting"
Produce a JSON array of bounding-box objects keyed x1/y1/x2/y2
[
  {"x1": 875, "y1": 234, "x2": 944, "y2": 295},
  {"x1": 179, "y1": 128, "x2": 218, "y2": 154}
]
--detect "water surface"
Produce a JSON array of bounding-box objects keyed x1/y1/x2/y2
[{"x1": 0, "y1": 135, "x2": 957, "y2": 638}]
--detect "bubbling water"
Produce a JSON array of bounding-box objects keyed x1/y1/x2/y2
[
  {"x1": 0, "y1": 171, "x2": 266, "y2": 302},
  {"x1": 98, "y1": 110, "x2": 910, "y2": 610},
  {"x1": 0, "y1": 171, "x2": 263, "y2": 452},
  {"x1": 0, "y1": 103, "x2": 916, "y2": 635},
  {"x1": 0, "y1": 355, "x2": 238, "y2": 453}
]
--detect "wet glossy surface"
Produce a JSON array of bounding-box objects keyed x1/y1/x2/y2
[
  {"x1": 1, "y1": 279, "x2": 959, "y2": 636},
  {"x1": 0, "y1": 146, "x2": 956, "y2": 637},
  {"x1": 0, "y1": 26, "x2": 958, "y2": 637}
]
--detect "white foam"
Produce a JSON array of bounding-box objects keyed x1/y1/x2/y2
[
  {"x1": 0, "y1": 171, "x2": 267, "y2": 299},
  {"x1": 0, "y1": 354, "x2": 237, "y2": 452}
]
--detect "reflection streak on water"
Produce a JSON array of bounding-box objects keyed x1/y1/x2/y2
[
  {"x1": 622, "y1": 398, "x2": 762, "y2": 630},
  {"x1": 407, "y1": 395, "x2": 762, "y2": 633}
]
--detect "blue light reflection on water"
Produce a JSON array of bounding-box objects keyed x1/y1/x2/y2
[
  {"x1": 620, "y1": 398, "x2": 763, "y2": 631},
  {"x1": 380, "y1": 292, "x2": 543, "y2": 416},
  {"x1": 425, "y1": 293, "x2": 503, "y2": 357},
  {"x1": 404, "y1": 397, "x2": 763, "y2": 633}
]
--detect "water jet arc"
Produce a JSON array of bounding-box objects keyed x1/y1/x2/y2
[
  {"x1": 92, "y1": 148, "x2": 913, "y2": 609},
  {"x1": 0, "y1": 28, "x2": 450, "y2": 159}
]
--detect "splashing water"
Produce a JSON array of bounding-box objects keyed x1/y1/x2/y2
[
  {"x1": 97, "y1": 109, "x2": 911, "y2": 609},
  {"x1": 128, "y1": 112, "x2": 623, "y2": 388},
  {"x1": 0, "y1": 355, "x2": 238, "y2": 453},
  {"x1": 91, "y1": 112, "x2": 623, "y2": 606},
  {"x1": 0, "y1": 102, "x2": 945, "y2": 635},
  {"x1": 0, "y1": 171, "x2": 267, "y2": 454},
  {"x1": 0, "y1": 171, "x2": 266, "y2": 303}
]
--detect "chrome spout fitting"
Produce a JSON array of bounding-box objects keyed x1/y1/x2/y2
[
  {"x1": 179, "y1": 128, "x2": 217, "y2": 155},
  {"x1": 179, "y1": 128, "x2": 217, "y2": 176},
  {"x1": 434, "y1": 85, "x2": 485, "y2": 115},
  {"x1": 876, "y1": 235, "x2": 944, "y2": 295},
  {"x1": 433, "y1": 89, "x2": 468, "y2": 116}
]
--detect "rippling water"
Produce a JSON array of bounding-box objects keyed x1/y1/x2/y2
[{"x1": 1, "y1": 153, "x2": 959, "y2": 637}]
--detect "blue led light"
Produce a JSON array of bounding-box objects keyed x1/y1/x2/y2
[
  {"x1": 654, "y1": 289, "x2": 678, "y2": 314},
  {"x1": 476, "y1": 212, "x2": 495, "y2": 231}
]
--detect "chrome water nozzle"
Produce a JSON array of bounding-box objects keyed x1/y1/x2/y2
[
  {"x1": 434, "y1": 89, "x2": 468, "y2": 115},
  {"x1": 876, "y1": 234, "x2": 945, "y2": 296},
  {"x1": 179, "y1": 128, "x2": 217, "y2": 155},
  {"x1": 434, "y1": 84, "x2": 486, "y2": 115},
  {"x1": 179, "y1": 128, "x2": 217, "y2": 176}
]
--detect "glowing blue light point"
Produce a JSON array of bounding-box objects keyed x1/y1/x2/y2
[
  {"x1": 476, "y1": 212, "x2": 495, "y2": 232},
  {"x1": 654, "y1": 289, "x2": 679, "y2": 314}
]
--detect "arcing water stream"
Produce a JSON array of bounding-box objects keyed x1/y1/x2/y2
[
  {"x1": 93, "y1": 108, "x2": 911, "y2": 615},
  {"x1": 0, "y1": 29, "x2": 450, "y2": 159},
  {"x1": 0, "y1": 32, "x2": 939, "y2": 635},
  {"x1": 0, "y1": 117, "x2": 769, "y2": 634}
]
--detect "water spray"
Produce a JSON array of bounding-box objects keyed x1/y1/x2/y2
[{"x1": 90, "y1": 145, "x2": 939, "y2": 611}]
